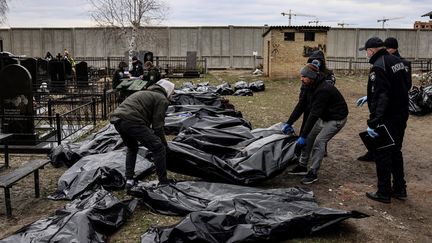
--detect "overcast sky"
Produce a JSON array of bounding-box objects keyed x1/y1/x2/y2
[{"x1": 2, "y1": 0, "x2": 431, "y2": 28}]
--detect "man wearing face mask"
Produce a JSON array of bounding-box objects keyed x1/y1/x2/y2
[
  {"x1": 356, "y1": 37, "x2": 412, "y2": 162},
  {"x1": 285, "y1": 63, "x2": 348, "y2": 184},
  {"x1": 358, "y1": 37, "x2": 410, "y2": 203}
]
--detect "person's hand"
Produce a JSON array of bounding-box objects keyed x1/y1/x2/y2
[
  {"x1": 356, "y1": 96, "x2": 368, "y2": 107},
  {"x1": 367, "y1": 127, "x2": 379, "y2": 138},
  {"x1": 294, "y1": 136, "x2": 307, "y2": 156},
  {"x1": 296, "y1": 136, "x2": 306, "y2": 146},
  {"x1": 281, "y1": 123, "x2": 294, "y2": 134}
]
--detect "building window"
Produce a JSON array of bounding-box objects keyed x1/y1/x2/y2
[
  {"x1": 304, "y1": 32, "x2": 315, "y2": 41},
  {"x1": 284, "y1": 32, "x2": 295, "y2": 41}
]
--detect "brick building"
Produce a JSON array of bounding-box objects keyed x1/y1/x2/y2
[
  {"x1": 414, "y1": 11, "x2": 432, "y2": 30},
  {"x1": 262, "y1": 26, "x2": 330, "y2": 78}
]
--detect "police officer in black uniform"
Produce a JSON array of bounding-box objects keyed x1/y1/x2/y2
[
  {"x1": 356, "y1": 37, "x2": 412, "y2": 162},
  {"x1": 359, "y1": 37, "x2": 410, "y2": 203}
]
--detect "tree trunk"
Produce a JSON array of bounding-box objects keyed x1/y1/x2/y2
[{"x1": 128, "y1": 24, "x2": 139, "y2": 70}]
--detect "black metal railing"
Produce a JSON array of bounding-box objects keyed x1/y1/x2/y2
[
  {"x1": 75, "y1": 56, "x2": 208, "y2": 78},
  {"x1": 55, "y1": 99, "x2": 96, "y2": 145},
  {"x1": 327, "y1": 58, "x2": 432, "y2": 73},
  {"x1": 34, "y1": 88, "x2": 120, "y2": 120}
]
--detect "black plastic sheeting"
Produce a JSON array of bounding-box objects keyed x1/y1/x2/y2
[
  {"x1": 166, "y1": 105, "x2": 242, "y2": 118},
  {"x1": 167, "y1": 124, "x2": 298, "y2": 185},
  {"x1": 1, "y1": 189, "x2": 137, "y2": 243},
  {"x1": 216, "y1": 83, "x2": 234, "y2": 95},
  {"x1": 128, "y1": 181, "x2": 368, "y2": 243},
  {"x1": 248, "y1": 80, "x2": 265, "y2": 92},
  {"x1": 179, "y1": 81, "x2": 264, "y2": 96},
  {"x1": 234, "y1": 80, "x2": 249, "y2": 91},
  {"x1": 171, "y1": 92, "x2": 224, "y2": 107},
  {"x1": 409, "y1": 85, "x2": 432, "y2": 115},
  {"x1": 234, "y1": 88, "x2": 253, "y2": 96},
  {"x1": 49, "y1": 124, "x2": 123, "y2": 167},
  {"x1": 48, "y1": 148, "x2": 155, "y2": 200},
  {"x1": 164, "y1": 109, "x2": 252, "y2": 136}
]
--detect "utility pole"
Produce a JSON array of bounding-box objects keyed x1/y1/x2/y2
[
  {"x1": 377, "y1": 17, "x2": 404, "y2": 28},
  {"x1": 281, "y1": 9, "x2": 315, "y2": 26}
]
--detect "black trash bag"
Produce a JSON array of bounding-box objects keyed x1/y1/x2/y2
[
  {"x1": 181, "y1": 81, "x2": 196, "y2": 90},
  {"x1": 233, "y1": 88, "x2": 253, "y2": 96},
  {"x1": 408, "y1": 87, "x2": 424, "y2": 115},
  {"x1": 196, "y1": 81, "x2": 209, "y2": 87},
  {"x1": 421, "y1": 84, "x2": 432, "y2": 109},
  {"x1": 164, "y1": 109, "x2": 252, "y2": 135},
  {"x1": 251, "y1": 122, "x2": 288, "y2": 138},
  {"x1": 131, "y1": 181, "x2": 368, "y2": 243},
  {"x1": 166, "y1": 105, "x2": 242, "y2": 118},
  {"x1": 216, "y1": 82, "x2": 234, "y2": 95},
  {"x1": 1, "y1": 189, "x2": 137, "y2": 243},
  {"x1": 234, "y1": 80, "x2": 249, "y2": 91},
  {"x1": 196, "y1": 85, "x2": 217, "y2": 93},
  {"x1": 49, "y1": 124, "x2": 124, "y2": 167},
  {"x1": 171, "y1": 92, "x2": 224, "y2": 107},
  {"x1": 408, "y1": 86, "x2": 432, "y2": 115},
  {"x1": 248, "y1": 80, "x2": 265, "y2": 92},
  {"x1": 167, "y1": 125, "x2": 297, "y2": 184},
  {"x1": 48, "y1": 148, "x2": 155, "y2": 200}
]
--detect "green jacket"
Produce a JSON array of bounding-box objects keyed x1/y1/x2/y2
[{"x1": 110, "y1": 84, "x2": 170, "y2": 143}]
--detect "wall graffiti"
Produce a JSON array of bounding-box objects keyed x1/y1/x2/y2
[{"x1": 271, "y1": 41, "x2": 281, "y2": 56}]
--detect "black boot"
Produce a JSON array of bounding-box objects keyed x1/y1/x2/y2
[
  {"x1": 366, "y1": 191, "x2": 391, "y2": 203},
  {"x1": 391, "y1": 188, "x2": 407, "y2": 200}
]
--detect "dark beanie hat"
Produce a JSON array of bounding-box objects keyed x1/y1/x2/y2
[
  {"x1": 384, "y1": 37, "x2": 398, "y2": 49},
  {"x1": 300, "y1": 63, "x2": 319, "y2": 79}
]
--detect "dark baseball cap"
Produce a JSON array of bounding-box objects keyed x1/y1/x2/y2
[{"x1": 358, "y1": 37, "x2": 384, "y2": 51}]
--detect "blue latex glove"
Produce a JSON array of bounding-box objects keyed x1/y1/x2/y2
[
  {"x1": 367, "y1": 127, "x2": 379, "y2": 138},
  {"x1": 294, "y1": 136, "x2": 307, "y2": 156},
  {"x1": 296, "y1": 136, "x2": 307, "y2": 146},
  {"x1": 356, "y1": 96, "x2": 368, "y2": 107},
  {"x1": 281, "y1": 123, "x2": 294, "y2": 134}
]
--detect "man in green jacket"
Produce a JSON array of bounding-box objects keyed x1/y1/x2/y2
[{"x1": 110, "y1": 79, "x2": 175, "y2": 189}]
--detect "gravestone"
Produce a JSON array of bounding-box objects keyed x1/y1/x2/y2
[
  {"x1": 75, "y1": 61, "x2": 89, "y2": 88},
  {"x1": 21, "y1": 58, "x2": 38, "y2": 92},
  {"x1": 0, "y1": 52, "x2": 19, "y2": 71},
  {"x1": 0, "y1": 64, "x2": 37, "y2": 145},
  {"x1": 183, "y1": 51, "x2": 200, "y2": 78},
  {"x1": 186, "y1": 51, "x2": 197, "y2": 70},
  {"x1": 37, "y1": 58, "x2": 50, "y2": 85},
  {"x1": 49, "y1": 60, "x2": 66, "y2": 92},
  {"x1": 64, "y1": 59, "x2": 73, "y2": 80}
]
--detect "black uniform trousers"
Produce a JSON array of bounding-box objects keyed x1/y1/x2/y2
[
  {"x1": 374, "y1": 118, "x2": 407, "y2": 196},
  {"x1": 113, "y1": 119, "x2": 167, "y2": 182}
]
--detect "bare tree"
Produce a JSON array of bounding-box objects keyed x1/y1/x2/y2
[
  {"x1": 89, "y1": 0, "x2": 168, "y2": 66},
  {"x1": 0, "y1": 0, "x2": 9, "y2": 25}
]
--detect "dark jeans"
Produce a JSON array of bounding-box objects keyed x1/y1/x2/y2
[
  {"x1": 374, "y1": 119, "x2": 407, "y2": 196},
  {"x1": 113, "y1": 119, "x2": 167, "y2": 182}
]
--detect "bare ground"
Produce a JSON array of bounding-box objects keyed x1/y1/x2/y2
[{"x1": 0, "y1": 70, "x2": 431, "y2": 242}]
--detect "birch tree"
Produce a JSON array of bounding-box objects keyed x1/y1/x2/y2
[
  {"x1": 0, "y1": 0, "x2": 8, "y2": 25},
  {"x1": 88, "y1": 0, "x2": 168, "y2": 66}
]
